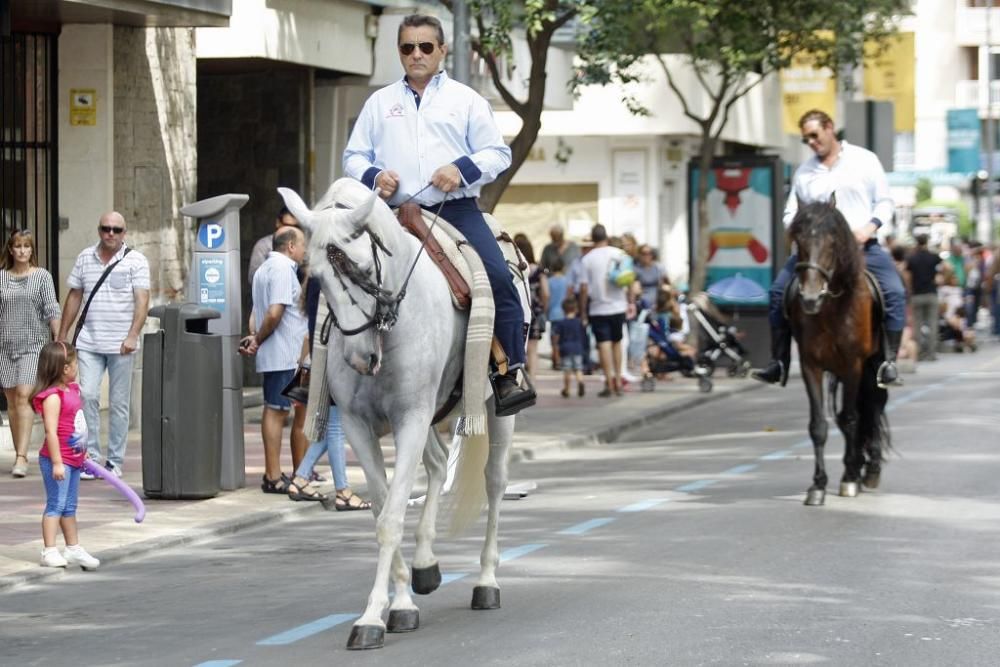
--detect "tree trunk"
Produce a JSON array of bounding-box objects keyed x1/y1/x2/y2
[
  {"x1": 478, "y1": 117, "x2": 541, "y2": 213},
  {"x1": 689, "y1": 135, "x2": 717, "y2": 297}
]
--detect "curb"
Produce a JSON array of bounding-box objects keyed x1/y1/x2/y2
[
  {"x1": 509, "y1": 380, "x2": 764, "y2": 462},
  {"x1": 0, "y1": 492, "x2": 322, "y2": 593}
]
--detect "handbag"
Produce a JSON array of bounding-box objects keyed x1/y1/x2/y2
[{"x1": 72, "y1": 247, "x2": 132, "y2": 346}]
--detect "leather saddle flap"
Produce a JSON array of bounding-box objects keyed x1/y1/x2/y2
[{"x1": 397, "y1": 203, "x2": 471, "y2": 310}]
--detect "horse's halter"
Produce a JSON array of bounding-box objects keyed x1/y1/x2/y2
[{"x1": 321, "y1": 184, "x2": 448, "y2": 339}]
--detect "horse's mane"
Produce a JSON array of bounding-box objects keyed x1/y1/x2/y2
[{"x1": 788, "y1": 201, "x2": 861, "y2": 293}]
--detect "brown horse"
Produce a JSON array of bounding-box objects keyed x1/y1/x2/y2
[{"x1": 786, "y1": 201, "x2": 891, "y2": 506}]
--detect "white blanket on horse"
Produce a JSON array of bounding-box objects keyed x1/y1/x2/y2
[{"x1": 415, "y1": 211, "x2": 529, "y2": 435}]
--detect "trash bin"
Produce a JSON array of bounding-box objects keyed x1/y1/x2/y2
[{"x1": 142, "y1": 303, "x2": 223, "y2": 499}]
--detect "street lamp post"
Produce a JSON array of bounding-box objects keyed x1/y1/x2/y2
[
  {"x1": 452, "y1": 0, "x2": 471, "y2": 85},
  {"x1": 986, "y1": 0, "x2": 997, "y2": 241}
]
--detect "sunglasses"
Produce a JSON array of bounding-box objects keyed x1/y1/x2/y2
[
  {"x1": 99, "y1": 225, "x2": 125, "y2": 234},
  {"x1": 800, "y1": 132, "x2": 822, "y2": 144},
  {"x1": 399, "y1": 41, "x2": 436, "y2": 56}
]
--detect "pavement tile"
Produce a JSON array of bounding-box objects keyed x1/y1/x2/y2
[{"x1": 0, "y1": 363, "x2": 761, "y2": 590}]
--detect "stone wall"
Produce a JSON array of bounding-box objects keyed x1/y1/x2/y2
[{"x1": 113, "y1": 26, "x2": 198, "y2": 305}]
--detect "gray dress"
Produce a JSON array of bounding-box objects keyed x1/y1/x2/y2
[{"x1": 0, "y1": 268, "x2": 61, "y2": 387}]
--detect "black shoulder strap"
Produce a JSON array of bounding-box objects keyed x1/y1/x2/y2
[{"x1": 72, "y1": 247, "x2": 132, "y2": 345}]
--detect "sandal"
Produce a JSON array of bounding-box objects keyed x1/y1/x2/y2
[
  {"x1": 287, "y1": 476, "x2": 327, "y2": 502},
  {"x1": 11, "y1": 454, "x2": 28, "y2": 478},
  {"x1": 333, "y1": 490, "x2": 371, "y2": 512},
  {"x1": 261, "y1": 473, "x2": 292, "y2": 494}
]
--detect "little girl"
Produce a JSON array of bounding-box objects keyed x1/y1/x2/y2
[{"x1": 32, "y1": 341, "x2": 98, "y2": 570}]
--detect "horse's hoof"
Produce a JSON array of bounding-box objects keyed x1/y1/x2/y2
[
  {"x1": 804, "y1": 487, "x2": 826, "y2": 506},
  {"x1": 839, "y1": 481, "x2": 859, "y2": 498},
  {"x1": 387, "y1": 609, "x2": 419, "y2": 633},
  {"x1": 411, "y1": 563, "x2": 441, "y2": 595},
  {"x1": 862, "y1": 472, "x2": 881, "y2": 489},
  {"x1": 346, "y1": 624, "x2": 385, "y2": 650},
  {"x1": 471, "y1": 586, "x2": 501, "y2": 610}
]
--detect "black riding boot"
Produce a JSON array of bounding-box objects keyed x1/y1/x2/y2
[
  {"x1": 877, "y1": 330, "x2": 903, "y2": 388},
  {"x1": 493, "y1": 369, "x2": 537, "y2": 417},
  {"x1": 751, "y1": 326, "x2": 791, "y2": 387}
]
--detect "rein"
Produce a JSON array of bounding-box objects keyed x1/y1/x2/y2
[{"x1": 323, "y1": 183, "x2": 449, "y2": 338}]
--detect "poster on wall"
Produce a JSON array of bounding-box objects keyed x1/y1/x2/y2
[
  {"x1": 688, "y1": 156, "x2": 783, "y2": 307},
  {"x1": 612, "y1": 149, "x2": 647, "y2": 241}
]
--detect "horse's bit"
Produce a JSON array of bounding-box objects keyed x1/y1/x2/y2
[{"x1": 321, "y1": 184, "x2": 449, "y2": 340}]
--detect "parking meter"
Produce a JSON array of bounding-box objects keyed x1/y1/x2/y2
[{"x1": 180, "y1": 193, "x2": 249, "y2": 490}]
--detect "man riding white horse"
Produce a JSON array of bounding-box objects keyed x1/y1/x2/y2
[
  {"x1": 753, "y1": 108, "x2": 906, "y2": 389},
  {"x1": 343, "y1": 13, "x2": 535, "y2": 416}
]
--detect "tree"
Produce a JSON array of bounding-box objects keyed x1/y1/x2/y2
[
  {"x1": 440, "y1": 1, "x2": 638, "y2": 212},
  {"x1": 576, "y1": 0, "x2": 911, "y2": 295}
]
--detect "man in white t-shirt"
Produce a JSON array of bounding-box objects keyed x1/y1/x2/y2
[
  {"x1": 578, "y1": 224, "x2": 631, "y2": 397},
  {"x1": 59, "y1": 212, "x2": 150, "y2": 478}
]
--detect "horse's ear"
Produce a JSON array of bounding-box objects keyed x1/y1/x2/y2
[
  {"x1": 829, "y1": 191, "x2": 837, "y2": 209},
  {"x1": 341, "y1": 190, "x2": 377, "y2": 233},
  {"x1": 277, "y1": 187, "x2": 315, "y2": 233}
]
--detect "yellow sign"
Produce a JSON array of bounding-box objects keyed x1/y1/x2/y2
[
  {"x1": 70, "y1": 89, "x2": 96, "y2": 126},
  {"x1": 864, "y1": 32, "x2": 915, "y2": 132},
  {"x1": 780, "y1": 53, "x2": 836, "y2": 135}
]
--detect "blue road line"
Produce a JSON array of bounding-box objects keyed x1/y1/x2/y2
[
  {"x1": 760, "y1": 449, "x2": 792, "y2": 460},
  {"x1": 724, "y1": 463, "x2": 758, "y2": 475},
  {"x1": 618, "y1": 498, "x2": 670, "y2": 513},
  {"x1": 440, "y1": 572, "x2": 469, "y2": 585},
  {"x1": 256, "y1": 613, "x2": 359, "y2": 646},
  {"x1": 499, "y1": 543, "x2": 547, "y2": 563},
  {"x1": 194, "y1": 662, "x2": 242, "y2": 667},
  {"x1": 557, "y1": 517, "x2": 616, "y2": 535},
  {"x1": 676, "y1": 479, "x2": 719, "y2": 493}
]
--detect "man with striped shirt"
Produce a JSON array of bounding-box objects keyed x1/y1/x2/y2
[{"x1": 59, "y1": 212, "x2": 150, "y2": 478}]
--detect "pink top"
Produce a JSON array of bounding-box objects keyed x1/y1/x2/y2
[{"x1": 33, "y1": 383, "x2": 87, "y2": 468}]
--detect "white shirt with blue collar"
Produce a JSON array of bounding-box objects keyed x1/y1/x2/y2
[
  {"x1": 343, "y1": 70, "x2": 512, "y2": 207},
  {"x1": 782, "y1": 140, "x2": 893, "y2": 231}
]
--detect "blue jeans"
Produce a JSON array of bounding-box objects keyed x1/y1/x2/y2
[
  {"x1": 39, "y1": 456, "x2": 81, "y2": 517},
  {"x1": 78, "y1": 349, "x2": 135, "y2": 469},
  {"x1": 769, "y1": 242, "x2": 906, "y2": 332},
  {"x1": 294, "y1": 406, "x2": 348, "y2": 490},
  {"x1": 423, "y1": 198, "x2": 526, "y2": 368}
]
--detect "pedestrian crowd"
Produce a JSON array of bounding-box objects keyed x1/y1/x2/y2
[
  {"x1": 893, "y1": 234, "x2": 999, "y2": 363},
  {"x1": 525, "y1": 222, "x2": 683, "y2": 399}
]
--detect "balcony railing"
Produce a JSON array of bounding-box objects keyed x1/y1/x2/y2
[{"x1": 955, "y1": 79, "x2": 1000, "y2": 108}]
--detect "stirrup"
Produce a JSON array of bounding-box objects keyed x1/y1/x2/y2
[
  {"x1": 751, "y1": 360, "x2": 788, "y2": 387},
  {"x1": 489, "y1": 368, "x2": 537, "y2": 417},
  {"x1": 876, "y1": 360, "x2": 901, "y2": 389}
]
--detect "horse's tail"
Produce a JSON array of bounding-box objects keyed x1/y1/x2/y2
[
  {"x1": 857, "y1": 356, "x2": 892, "y2": 462},
  {"x1": 445, "y1": 431, "x2": 489, "y2": 537}
]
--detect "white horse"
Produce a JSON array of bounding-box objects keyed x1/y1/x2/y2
[{"x1": 278, "y1": 178, "x2": 516, "y2": 651}]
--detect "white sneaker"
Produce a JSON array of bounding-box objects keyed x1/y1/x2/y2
[
  {"x1": 64, "y1": 544, "x2": 100, "y2": 570},
  {"x1": 40, "y1": 547, "x2": 68, "y2": 568},
  {"x1": 104, "y1": 461, "x2": 122, "y2": 478}
]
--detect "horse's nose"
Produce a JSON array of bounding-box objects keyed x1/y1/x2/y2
[
  {"x1": 801, "y1": 295, "x2": 821, "y2": 314},
  {"x1": 367, "y1": 354, "x2": 380, "y2": 375}
]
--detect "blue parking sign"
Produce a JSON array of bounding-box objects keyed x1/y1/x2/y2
[{"x1": 198, "y1": 222, "x2": 225, "y2": 249}]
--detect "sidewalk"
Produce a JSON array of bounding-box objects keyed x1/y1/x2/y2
[{"x1": 0, "y1": 365, "x2": 762, "y2": 591}]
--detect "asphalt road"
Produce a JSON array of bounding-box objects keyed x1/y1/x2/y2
[{"x1": 3, "y1": 345, "x2": 999, "y2": 667}]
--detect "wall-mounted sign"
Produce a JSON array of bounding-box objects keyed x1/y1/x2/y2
[{"x1": 69, "y1": 89, "x2": 96, "y2": 126}]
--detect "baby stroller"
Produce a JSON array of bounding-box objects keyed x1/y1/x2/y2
[
  {"x1": 639, "y1": 310, "x2": 713, "y2": 393},
  {"x1": 687, "y1": 293, "x2": 752, "y2": 378}
]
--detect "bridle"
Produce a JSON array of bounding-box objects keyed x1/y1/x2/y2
[
  {"x1": 793, "y1": 260, "x2": 843, "y2": 301},
  {"x1": 320, "y1": 184, "x2": 448, "y2": 340}
]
